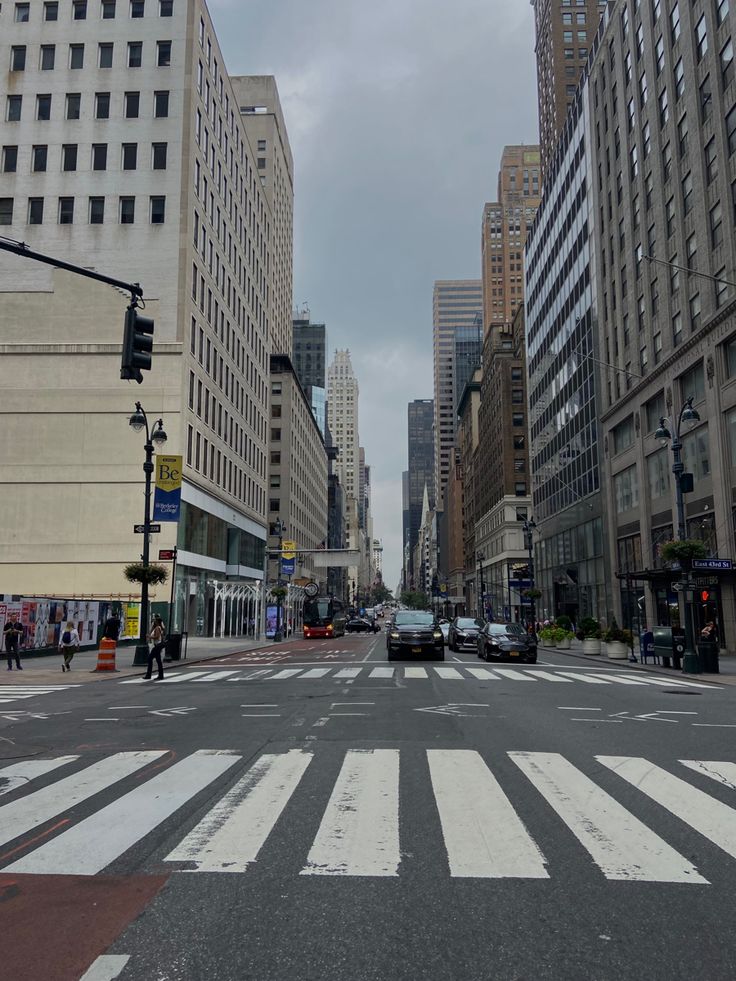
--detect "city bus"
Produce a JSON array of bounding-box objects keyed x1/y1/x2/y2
[{"x1": 303, "y1": 595, "x2": 347, "y2": 639}]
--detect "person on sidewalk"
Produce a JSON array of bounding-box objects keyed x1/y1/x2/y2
[
  {"x1": 4, "y1": 617, "x2": 23, "y2": 670},
  {"x1": 58, "y1": 621, "x2": 80, "y2": 672},
  {"x1": 145, "y1": 616, "x2": 166, "y2": 681}
]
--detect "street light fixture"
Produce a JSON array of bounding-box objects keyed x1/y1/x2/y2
[
  {"x1": 128, "y1": 401, "x2": 167, "y2": 665},
  {"x1": 522, "y1": 517, "x2": 538, "y2": 634},
  {"x1": 654, "y1": 395, "x2": 701, "y2": 673}
]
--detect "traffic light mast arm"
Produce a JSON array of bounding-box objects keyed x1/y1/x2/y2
[{"x1": 0, "y1": 235, "x2": 143, "y2": 300}]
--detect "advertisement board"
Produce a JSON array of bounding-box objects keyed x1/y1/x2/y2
[{"x1": 153, "y1": 454, "x2": 183, "y2": 522}]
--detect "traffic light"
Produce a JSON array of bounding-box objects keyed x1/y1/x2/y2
[
  {"x1": 701, "y1": 590, "x2": 710, "y2": 603},
  {"x1": 121, "y1": 303, "x2": 154, "y2": 383}
]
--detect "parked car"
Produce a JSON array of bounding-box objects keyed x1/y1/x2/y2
[
  {"x1": 447, "y1": 617, "x2": 485, "y2": 652},
  {"x1": 477, "y1": 621, "x2": 537, "y2": 663},
  {"x1": 346, "y1": 616, "x2": 378, "y2": 634},
  {"x1": 387, "y1": 610, "x2": 444, "y2": 661}
]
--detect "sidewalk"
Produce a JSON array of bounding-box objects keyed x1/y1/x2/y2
[
  {"x1": 540, "y1": 638, "x2": 736, "y2": 686},
  {"x1": 2, "y1": 634, "x2": 296, "y2": 684}
]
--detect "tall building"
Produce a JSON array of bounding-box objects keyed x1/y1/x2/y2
[
  {"x1": 452, "y1": 319, "x2": 482, "y2": 416},
  {"x1": 481, "y1": 145, "x2": 541, "y2": 335},
  {"x1": 432, "y1": 280, "x2": 482, "y2": 509},
  {"x1": 0, "y1": 1, "x2": 284, "y2": 636},
  {"x1": 407, "y1": 399, "x2": 435, "y2": 588},
  {"x1": 292, "y1": 311, "x2": 327, "y2": 436},
  {"x1": 525, "y1": 21, "x2": 607, "y2": 624},
  {"x1": 457, "y1": 368, "x2": 482, "y2": 614},
  {"x1": 531, "y1": 0, "x2": 610, "y2": 177},
  {"x1": 590, "y1": 0, "x2": 736, "y2": 647},
  {"x1": 327, "y1": 350, "x2": 361, "y2": 591}
]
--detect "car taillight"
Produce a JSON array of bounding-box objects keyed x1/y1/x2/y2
[{"x1": 327, "y1": 625, "x2": 333, "y2": 633}]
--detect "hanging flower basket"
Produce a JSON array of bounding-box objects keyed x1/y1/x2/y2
[
  {"x1": 659, "y1": 539, "x2": 708, "y2": 567},
  {"x1": 123, "y1": 562, "x2": 169, "y2": 586},
  {"x1": 523, "y1": 588, "x2": 542, "y2": 600},
  {"x1": 271, "y1": 586, "x2": 288, "y2": 600}
]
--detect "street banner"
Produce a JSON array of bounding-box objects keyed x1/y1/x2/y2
[
  {"x1": 153, "y1": 455, "x2": 183, "y2": 522},
  {"x1": 282, "y1": 540, "x2": 297, "y2": 559},
  {"x1": 281, "y1": 557, "x2": 296, "y2": 576}
]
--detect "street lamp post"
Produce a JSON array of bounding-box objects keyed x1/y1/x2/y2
[
  {"x1": 128, "y1": 402, "x2": 168, "y2": 665},
  {"x1": 477, "y1": 552, "x2": 485, "y2": 619},
  {"x1": 523, "y1": 517, "x2": 538, "y2": 635},
  {"x1": 272, "y1": 518, "x2": 285, "y2": 642},
  {"x1": 655, "y1": 396, "x2": 701, "y2": 673}
]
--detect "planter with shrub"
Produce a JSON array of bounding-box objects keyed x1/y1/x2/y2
[
  {"x1": 576, "y1": 616, "x2": 602, "y2": 655},
  {"x1": 604, "y1": 619, "x2": 632, "y2": 659}
]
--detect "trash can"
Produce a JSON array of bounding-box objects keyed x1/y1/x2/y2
[
  {"x1": 165, "y1": 633, "x2": 183, "y2": 661},
  {"x1": 696, "y1": 640, "x2": 719, "y2": 673},
  {"x1": 653, "y1": 626, "x2": 674, "y2": 668}
]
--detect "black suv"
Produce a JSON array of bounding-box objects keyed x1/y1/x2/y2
[
  {"x1": 447, "y1": 616, "x2": 485, "y2": 652},
  {"x1": 387, "y1": 610, "x2": 444, "y2": 661}
]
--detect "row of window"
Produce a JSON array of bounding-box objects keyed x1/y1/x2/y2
[
  {"x1": 11, "y1": 0, "x2": 173, "y2": 22},
  {"x1": 2, "y1": 141, "x2": 168, "y2": 173},
  {"x1": 0, "y1": 195, "x2": 165, "y2": 225},
  {"x1": 9, "y1": 39, "x2": 172, "y2": 71},
  {"x1": 4, "y1": 89, "x2": 169, "y2": 122},
  {"x1": 186, "y1": 423, "x2": 263, "y2": 513}
]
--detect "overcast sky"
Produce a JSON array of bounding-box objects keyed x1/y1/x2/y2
[{"x1": 209, "y1": 0, "x2": 539, "y2": 591}]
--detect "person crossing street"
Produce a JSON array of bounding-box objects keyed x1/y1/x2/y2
[
  {"x1": 145, "y1": 615, "x2": 166, "y2": 681},
  {"x1": 58, "y1": 621, "x2": 80, "y2": 672}
]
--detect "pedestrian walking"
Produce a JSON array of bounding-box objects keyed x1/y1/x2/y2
[
  {"x1": 4, "y1": 616, "x2": 23, "y2": 670},
  {"x1": 58, "y1": 621, "x2": 80, "y2": 672},
  {"x1": 145, "y1": 615, "x2": 166, "y2": 681}
]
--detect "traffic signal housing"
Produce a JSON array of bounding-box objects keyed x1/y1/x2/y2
[{"x1": 121, "y1": 303, "x2": 154, "y2": 383}]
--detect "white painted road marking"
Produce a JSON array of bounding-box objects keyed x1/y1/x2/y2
[
  {"x1": 0, "y1": 756, "x2": 79, "y2": 797},
  {"x1": 680, "y1": 760, "x2": 736, "y2": 790},
  {"x1": 302, "y1": 748, "x2": 400, "y2": 876},
  {"x1": 6, "y1": 750, "x2": 240, "y2": 875},
  {"x1": 404, "y1": 667, "x2": 428, "y2": 679},
  {"x1": 493, "y1": 669, "x2": 536, "y2": 681},
  {"x1": 434, "y1": 666, "x2": 464, "y2": 680},
  {"x1": 510, "y1": 751, "x2": 706, "y2": 883},
  {"x1": 369, "y1": 667, "x2": 394, "y2": 679},
  {"x1": 79, "y1": 954, "x2": 131, "y2": 981},
  {"x1": 300, "y1": 668, "x2": 332, "y2": 679},
  {"x1": 428, "y1": 749, "x2": 548, "y2": 879},
  {"x1": 529, "y1": 670, "x2": 574, "y2": 683},
  {"x1": 166, "y1": 749, "x2": 312, "y2": 872},
  {"x1": 464, "y1": 667, "x2": 500, "y2": 680}
]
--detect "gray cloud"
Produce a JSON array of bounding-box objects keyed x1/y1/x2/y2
[{"x1": 209, "y1": 0, "x2": 539, "y2": 589}]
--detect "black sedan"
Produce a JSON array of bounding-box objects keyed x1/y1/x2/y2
[
  {"x1": 387, "y1": 611, "x2": 444, "y2": 661},
  {"x1": 477, "y1": 622, "x2": 537, "y2": 663},
  {"x1": 346, "y1": 617, "x2": 379, "y2": 634},
  {"x1": 448, "y1": 617, "x2": 485, "y2": 652}
]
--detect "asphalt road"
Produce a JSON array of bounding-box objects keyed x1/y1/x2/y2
[{"x1": 1, "y1": 631, "x2": 735, "y2": 981}]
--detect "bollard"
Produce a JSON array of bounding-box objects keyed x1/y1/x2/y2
[{"x1": 94, "y1": 637, "x2": 118, "y2": 672}]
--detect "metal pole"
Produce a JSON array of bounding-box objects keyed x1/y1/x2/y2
[
  {"x1": 672, "y1": 405, "x2": 698, "y2": 673},
  {"x1": 133, "y1": 424, "x2": 154, "y2": 665},
  {"x1": 168, "y1": 547, "x2": 177, "y2": 633},
  {"x1": 274, "y1": 524, "x2": 283, "y2": 642}
]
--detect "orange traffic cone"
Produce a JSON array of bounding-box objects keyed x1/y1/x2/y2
[{"x1": 94, "y1": 637, "x2": 118, "y2": 672}]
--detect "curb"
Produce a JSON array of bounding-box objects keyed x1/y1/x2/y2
[{"x1": 539, "y1": 644, "x2": 734, "y2": 686}]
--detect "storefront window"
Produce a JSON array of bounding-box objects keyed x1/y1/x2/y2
[{"x1": 617, "y1": 534, "x2": 642, "y2": 572}]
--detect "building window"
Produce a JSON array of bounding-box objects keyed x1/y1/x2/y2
[
  {"x1": 58, "y1": 197, "x2": 74, "y2": 224},
  {"x1": 726, "y1": 335, "x2": 736, "y2": 378},
  {"x1": 514, "y1": 482, "x2": 527, "y2": 497},
  {"x1": 680, "y1": 361, "x2": 705, "y2": 402},
  {"x1": 154, "y1": 90, "x2": 169, "y2": 117},
  {"x1": 717, "y1": 0, "x2": 730, "y2": 26},
  {"x1": 32, "y1": 145, "x2": 47, "y2": 171},
  {"x1": 682, "y1": 426, "x2": 711, "y2": 480},
  {"x1": 128, "y1": 42, "x2": 143, "y2": 67},
  {"x1": 11, "y1": 46, "x2": 26, "y2": 72},
  {"x1": 150, "y1": 195, "x2": 166, "y2": 223},
  {"x1": 0, "y1": 199, "x2": 14, "y2": 225},
  {"x1": 722, "y1": 39, "x2": 734, "y2": 90},
  {"x1": 69, "y1": 44, "x2": 84, "y2": 69},
  {"x1": 613, "y1": 416, "x2": 634, "y2": 453},
  {"x1": 91, "y1": 143, "x2": 107, "y2": 170},
  {"x1": 647, "y1": 449, "x2": 670, "y2": 498},
  {"x1": 44, "y1": 2, "x2": 59, "y2": 20},
  {"x1": 682, "y1": 171, "x2": 693, "y2": 213},
  {"x1": 2, "y1": 146, "x2": 18, "y2": 174},
  {"x1": 131, "y1": 0, "x2": 145, "y2": 16},
  {"x1": 7, "y1": 96, "x2": 22, "y2": 122},
  {"x1": 728, "y1": 105, "x2": 736, "y2": 154},
  {"x1": 37, "y1": 95, "x2": 52, "y2": 120},
  {"x1": 716, "y1": 268, "x2": 729, "y2": 308},
  {"x1": 14, "y1": 1, "x2": 30, "y2": 21},
  {"x1": 40, "y1": 45, "x2": 56, "y2": 71},
  {"x1": 659, "y1": 86, "x2": 669, "y2": 125},
  {"x1": 28, "y1": 198, "x2": 44, "y2": 225},
  {"x1": 72, "y1": 0, "x2": 87, "y2": 18},
  {"x1": 122, "y1": 143, "x2": 138, "y2": 169},
  {"x1": 124, "y1": 91, "x2": 140, "y2": 118},
  {"x1": 89, "y1": 196, "x2": 105, "y2": 223},
  {"x1": 157, "y1": 40, "x2": 172, "y2": 66},
  {"x1": 120, "y1": 196, "x2": 135, "y2": 224},
  {"x1": 690, "y1": 293, "x2": 702, "y2": 331},
  {"x1": 671, "y1": 1, "x2": 680, "y2": 42},
  {"x1": 95, "y1": 92, "x2": 110, "y2": 119},
  {"x1": 102, "y1": 1, "x2": 116, "y2": 18},
  {"x1": 705, "y1": 138, "x2": 718, "y2": 184},
  {"x1": 65, "y1": 93, "x2": 81, "y2": 120},
  {"x1": 98, "y1": 43, "x2": 113, "y2": 68},
  {"x1": 614, "y1": 465, "x2": 639, "y2": 513},
  {"x1": 711, "y1": 202, "x2": 724, "y2": 247},
  {"x1": 695, "y1": 15, "x2": 708, "y2": 61},
  {"x1": 673, "y1": 311, "x2": 682, "y2": 344},
  {"x1": 151, "y1": 142, "x2": 167, "y2": 169},
  {"x1": 160, "y1": 0, "x2": 173, "y2": 15},
  {"x1": 666, "y1": 196, "x2": 675, "y2": 236},
  {"x1": 62, "y1": 144, "x2": 78, "y2": 171},
  {"x1": 677, "y1": 113, "x2": 688, "y2": 157}
]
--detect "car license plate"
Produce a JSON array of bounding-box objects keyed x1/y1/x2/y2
[
  {"x1": 412, "y1": 647, "x2": 422, "y2": 653},
  {"x1": 510, "y1": 650, "x2": 520, "y2": 657}
]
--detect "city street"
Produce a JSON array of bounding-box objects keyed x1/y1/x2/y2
[{"x1": 1, "y1": 633, "x2": 736, "y2": 981}]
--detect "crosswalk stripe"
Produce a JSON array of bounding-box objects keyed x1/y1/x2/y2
[
  {"x1": 621, "y1": 674, "x2": 719, "y2": 690},
  {"x1": 434, "y1": 666, "x2": 463, "y2": 680},
  {"x1": 166, "y1": 750, "x2": 312, "y2": 872},
  {"x1": 493, "y1": 668, "x2": 536, "y2": 681},
  {"x1": 268, "y1": 669, "x2": 303, "y2": 680},
  {"x1": 465, "y1": 667, "x2": 500, "y2": 680},
  {"x1": 369, "y1": 667, "x2": 394, "y2": 679},
  {"x1": 159, "y1": 671, "x2": 213, "y2": 684},
  {"x1": 589, "y1": 674, "x2": 648, "y2": 686},
  {"x1": 6, "y1": 750, "x2": 240, "y2": 875},
  {"x1": 528, "y1": 670, "x2": 573, "y2": 682},
  {"x1": 333, "y1": 667, "x2": 361, "y2": 678},
  {"x1": 510, "y1": 751, "x2": 706, "y2": 883},
  {"x1": 404, "y1": 667, "x2": 428, "y2": 679},
  {"x1": 302, "y1": 749, "x2": 400, "y2": 876},
  {"x1": 428, "y1": 750, "x2": 548, "y2": 878},
  {"x1": 598, "y1": 755, "x2": 736, "y2": 861},
  {"x1": 300, "y1": 668, "x2": 332, "y2": 679},
  {"x1": 192, "y1": 670, "x2": 241, "y2": 682},
  {"x1": 557, "y1": 672, "x2": 609, "y2": 684},
  {"x1": 0, "y1": 756, "x2": 79, "y2": 797},
  {"x1": 680, "y1": 760, "x2": 736, "y2": 790},
  {"x1": 0, "y1": 751, "x2": 165, "y2": 852}
]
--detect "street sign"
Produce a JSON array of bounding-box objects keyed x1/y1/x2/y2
[
  {"x1": 281, "y1": 539, "x2": 297, "y2": 560},
  {"x1": 134, "y1": 523, "x2": 161, "y2": 533},
  {"x1": 692, "y1": 558, "x2": 733, "y2": 571},
  {"x1": 671, "y1": 582, "x2": 687, "y2": 591},
  {"x1": 158, "y1": 549, "x2": 176, "y2": 560}
]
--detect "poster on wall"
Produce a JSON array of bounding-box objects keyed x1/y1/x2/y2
[
  {"x1": 122, "y1": 603, "x2": 141, "y2": 639},
  {"x1": 265, "y1": 604, "x2": 278, "y2": 639}
]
